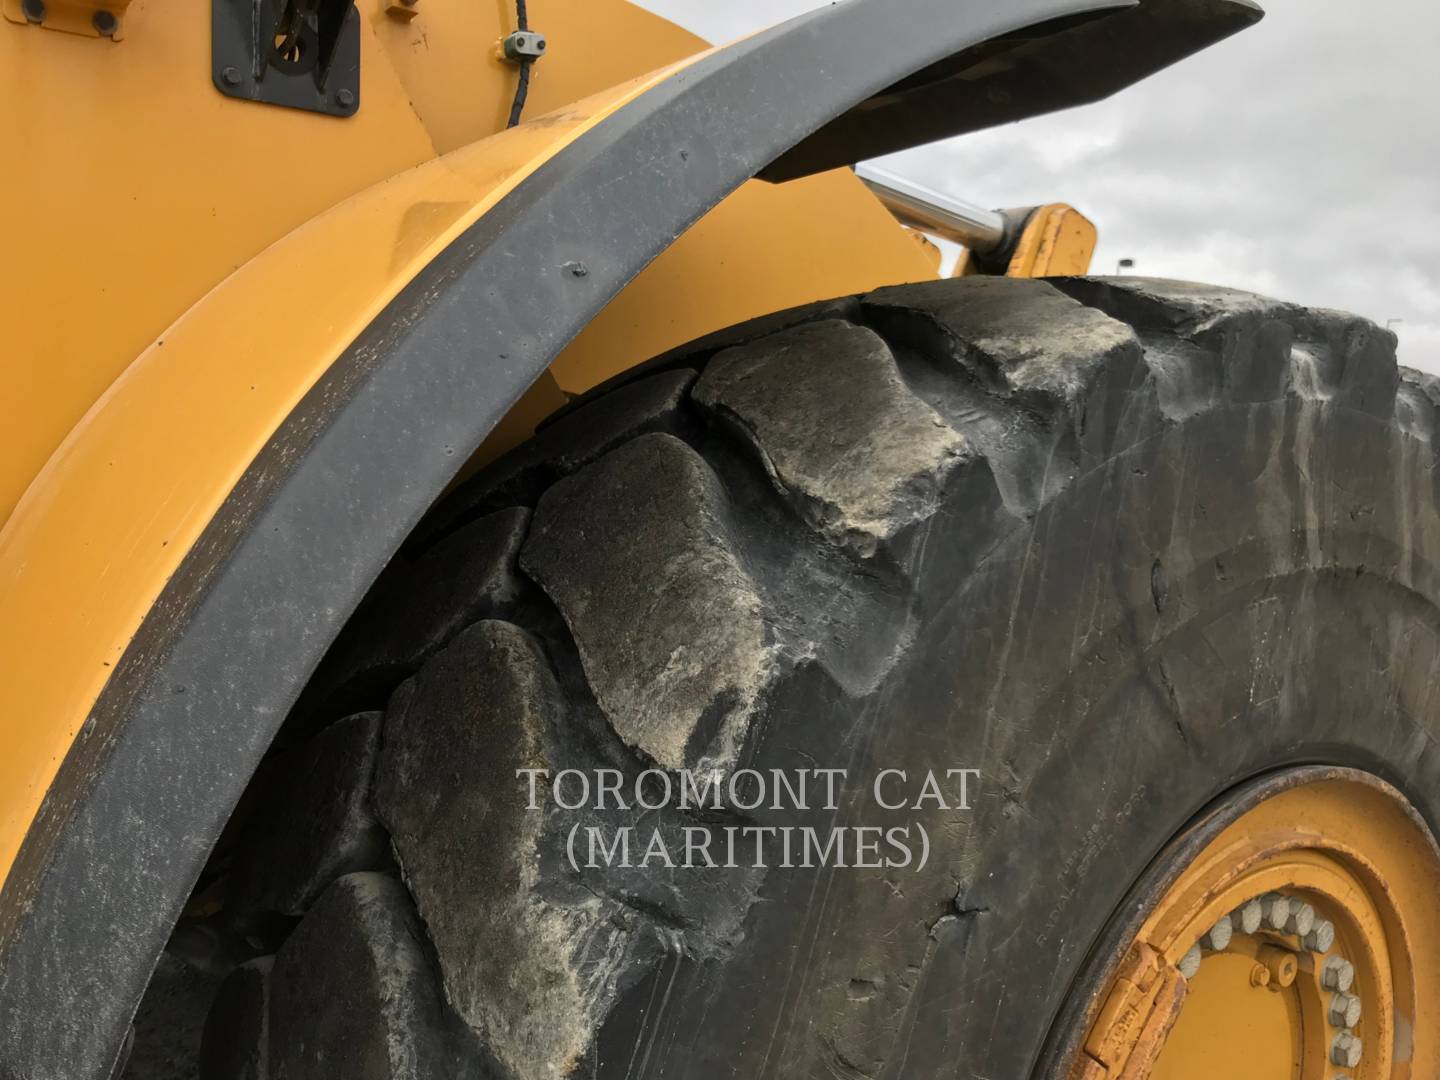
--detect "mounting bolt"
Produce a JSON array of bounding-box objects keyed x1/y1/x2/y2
[
  {"x1": 335, "y1": 88, "x2": 356, "y2": 109},
  {"x1": 1177, "y1": 944, "x2": 1202, "y2": 979},
  {"x1": 91, "y1": 9, "x2": 117, "y2": 35},
  {"x1": 221, "y1": 66, "x2": 242, "y2": 87},
  {"x1": 1261, "y1": 892, "x2": 1291, "y2": 931},
  {"x1": 1322, "y1": 956, "x2": 1356, "y2": 993},
  {"x1": 1303, "y1": 919, "x2": 1336, "y2": 953},
  {"x1": 1330, "y1": 1030, "x2": 1362, "y2": 1068},
  {"x1": 1329, "y1": 991, "x2": 1362, "y2": 1028},
  {"x1": 1201, "y1": 917, "x2": 1233, "y2": 952},
  {"x1": 1284, "y1": 902, "x2": 1316, "y2": 938},
  {"x1": 1249, "y1": 962, "x2": 1271, "y2": 988},
  {"x1": 20, "y1": 0, "x2": 43, "y2": 23},
  {"x1": 1231, "y1": 899, "x2": 1263, "y2": 935}
]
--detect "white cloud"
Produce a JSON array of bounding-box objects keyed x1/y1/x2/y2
[{"x1": 637, "y1": 0, "x2": 1440, "y2": 370}]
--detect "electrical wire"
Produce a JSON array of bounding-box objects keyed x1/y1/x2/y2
[{"x1": 506, "y1": 0, "x2": 531, "y2": 128}]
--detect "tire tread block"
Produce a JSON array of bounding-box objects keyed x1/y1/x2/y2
[
  {"x1": 693, "y1": 318, "x2": 972, "y2": 557},
  {"x1": 375, "y1": 621, "x2": 649, "y2": 1080},
  {"x1": 229, "y1": 712, "x2": 388, "y2": 918},
  {"x1": 267, "y1": 873, "x2": 479, "y2": 1080},
  {"x1": 520, "y1": 432, "x2": 773, "y2": 772}
]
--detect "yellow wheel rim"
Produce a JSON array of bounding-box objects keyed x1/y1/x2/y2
[{"x1": 1064, "y1": 769, "x2": 1440, "y2": 1079}]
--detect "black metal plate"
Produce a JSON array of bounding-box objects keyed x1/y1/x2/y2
[{"x1": 211, "y1": 0, "x2": 361, "y2": 118}]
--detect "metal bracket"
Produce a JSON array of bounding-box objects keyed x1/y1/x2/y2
[
  {"x1": 211, "y1": 0, "x2": 361, "y2": 118},
  {"x1": 502, "y1": 29, "x2": 546, "y2": 61},
  {"x1": 2, "y1": 0, "x2": 130, "y2": 39}
]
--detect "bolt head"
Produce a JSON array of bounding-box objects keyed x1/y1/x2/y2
[
  {"x1": 1329, "y1": 991, "x2": 1362, "y2": 1028},
  {"x1": 1285, "y1": 902, "x2": 1315, "y2": 937},
  {"x1": 335, "y1": 88, "x2": 356, "y2": 108},
  {"x1": 1178, "y1": 944, "x2": 1202, "y2": 979},
  {"x1": 1232, "y1": 899, "x2": 1263, "y2": 935},
  {"x1": 1322, "y1": 956, "x2": 1356, "y2": 992},
  {"x1": 1262, "y1": 892, "x2": 1291, "y2": 930},
  {"x1": 1303, "y1": 919, "x2": 1336, "y2": 953},
  {"x1": 1330, "y1": 1030, "x2": 1362, "y2": 1068},
  {"x1": 221, "y1": 66, "x2": 242, "y2": 87},
  {"x1": 1202, "y1": 917, "x2": 1233, "y2": 952},
  {"x1": 91, "y1": 9, "x2": 116, "y2": 35}
]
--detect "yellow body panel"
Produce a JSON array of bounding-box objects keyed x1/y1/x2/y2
[
  {"x1": 0, "y1": 0, "x2": 714, "y2": 527},
  {"x1": 1, "y1": 6, "x2": 435, "y2": 523},
  {"x1": 370, "y1": 0, "x2": 706, "y2": 155},
  {"x1": 0, "y1": 67, "x2": 693, "y2": 893},
  {"x1": 552, "y1": 169, "x2": 939, "y2": 394},
  {"x1": 0, "y1": 4, "x2": 938, "y2": 890}
]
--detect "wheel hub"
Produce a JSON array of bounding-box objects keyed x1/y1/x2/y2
[{"x1": 1063, "y1": 769, "x2": 1440, "y2": 1078}]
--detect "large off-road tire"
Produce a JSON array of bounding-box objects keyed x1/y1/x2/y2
[{"x1": 135, "y1": 276, "x2": 1440, "y2": 1079}]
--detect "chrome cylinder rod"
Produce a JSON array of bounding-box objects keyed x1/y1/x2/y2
[{"x1": 855, "y1": 163, "x2": 1006, "y2": 255}]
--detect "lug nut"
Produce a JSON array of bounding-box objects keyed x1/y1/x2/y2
[
  {"x1": 1231, "y1": 899, "x2": 1263, "y2": 935},
  {"x1": 1322, "y1": 956, "x2": 1356, "y2": 992},
  {"x1": 1202, "y1": 917, "x2": 1233, "y2": 952},
  {"x1": 1262, "y1": 892, "x2": 1291, "y2": 931},
  {"x1": 1330, "y1": 1030, "x2": 1362, "y2": 1068},
  {"x1": 1178, "y1": 944, "x2": 1202, "y2": 979},
  {"x1": 1285, "y1": 902, "x2": 1315, "y2": 937},
  {"x1": 1329, "y1": 991, "x2": 1362, "y2": 1028},
  {"x1": 1303, "y1": 919, "x2": 1336, "y2": 952}
]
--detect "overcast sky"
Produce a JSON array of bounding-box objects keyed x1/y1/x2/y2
[{"x1": 636, "y1": 0, "x2": 1440, "y2": 371}]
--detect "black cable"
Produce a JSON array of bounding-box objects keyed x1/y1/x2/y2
[
  {"x1": 506, "y1": 0, "x2": 531, "y2": 128},
  {"x1": 507, "y1": 61, "x2": 531, "y2": 128}
]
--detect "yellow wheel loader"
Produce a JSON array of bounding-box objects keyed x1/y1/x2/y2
[{"x1": 3, "y1": 2, "x2": 1438, "y2": 1078}]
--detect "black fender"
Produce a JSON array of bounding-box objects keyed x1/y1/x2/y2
[{"x1": 0, "y1": 1, "x2": 1262, "y2": 1075}]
